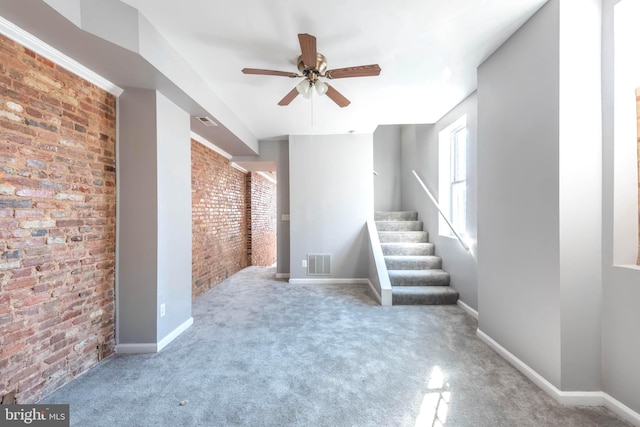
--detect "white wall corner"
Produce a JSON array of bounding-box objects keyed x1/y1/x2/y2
[{"x1": 116, "y1": 317, "x2": 193, "y2": 354}]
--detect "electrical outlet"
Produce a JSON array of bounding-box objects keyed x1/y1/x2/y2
[
  {"x1": 160, "y1": 303, "x2": 165, "y2": 317},
  {"x1": 301, "y1": 259, "x2": 307, "y2": 268}
]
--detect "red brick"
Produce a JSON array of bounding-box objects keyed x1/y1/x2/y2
[
  {"x1": 0, "y1": 34, "x2": 115, "y2": 403},
  {"x1": 191, "y1": 140, "x2": 248, "y2": 299},
  {"x1": 16, "y1": 188, "x2": 54, "y2": 198}
]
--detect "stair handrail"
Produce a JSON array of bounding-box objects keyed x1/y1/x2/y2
[{"x1": 411, "y1": 170, "x2": 469, "y2": 251}]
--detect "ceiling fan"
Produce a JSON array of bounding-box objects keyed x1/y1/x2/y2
[{"x1": 242, "y1": 33, "x2": 381, "y2": 108}]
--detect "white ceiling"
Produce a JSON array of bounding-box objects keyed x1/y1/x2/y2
[{"x1": 117, "y1": 0, "x2": 546, "y2": 140}]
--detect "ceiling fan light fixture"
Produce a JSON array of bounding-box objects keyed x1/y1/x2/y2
[
  {"x1": 315, "y1": 79, "x2": 328, "y2": 96},
  {"x1": 296, "y1": 79, "x2": 312, "y2": 98}
]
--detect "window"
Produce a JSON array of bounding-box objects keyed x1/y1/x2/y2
[{"x1": 438, "y1": 116, "x2": 467, "y2": 237}]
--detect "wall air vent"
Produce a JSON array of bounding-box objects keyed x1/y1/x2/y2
[
  {"x1": 308, "y1": 254, "x2": 331, "y2": 276},
  {"x1": 196, "y1": 116, "x2": 218, "y2": 127}
]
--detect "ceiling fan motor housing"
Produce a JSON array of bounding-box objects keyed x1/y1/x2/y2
[{"x1": 297, "y1": 53, "x2": 327, "y2": 81}]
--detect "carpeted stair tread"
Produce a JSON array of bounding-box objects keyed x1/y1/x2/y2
[
  {"x1": 392, "y1": 286, "x2": 459, "y2": 305},
  {"x1": 374, "y1": 211, "x2": 418, "y2": 221},
  {"x1": 388, "y1": 269, "x2": 450, "y2": 286},
  {"x1": 384, "y1": 255, "x2": 442, "y2": 270},
  {"x1": 375, "y1": 220, "x2": 423, "y2": 231},
  {"x1": 378, "y1": 231, "x2": 428, "y2": 243},
  {"x1": 381, "y1": 242, "x2": 435, "y2": 256},
  {"x1": 376, "y1": 210, "x2": 456, "y2": 306}
]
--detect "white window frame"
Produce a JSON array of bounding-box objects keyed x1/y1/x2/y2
[{"x1": 438, "y1": 115, "x2": 467, "y2": 238}]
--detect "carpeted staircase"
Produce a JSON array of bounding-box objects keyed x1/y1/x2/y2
[{"x1": 375, "y1": 211, "x2": 459, "y2": 305}]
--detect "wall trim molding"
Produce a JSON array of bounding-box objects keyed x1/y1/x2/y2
[
  {"x1": 157, "y1": 317, "x2": 194, "y2": 353},
  {"x1": 275, "y1": 273, "x2": 290, "y2": 279},
  {"x1": 0, "y1": 16, "x2": 123, "y2": 96},
  {"x1": 257, "y1": 171, "x2": 277, "y2": 184},
  {"x1": 115, "y1": 317, "x2": 193, "y2": 354},
  {"x1": 457, "y1": 299, "x2": 478, "y2": 319},
  {"x1": 191, "y1": 131, "x2": 232, "y2": 159},
  {"x1": 477, "y1": 329, "x2": 640, "y2": 426},
  {"x1": 230, "y1": 162, "x2": 248, "y2": 173}
]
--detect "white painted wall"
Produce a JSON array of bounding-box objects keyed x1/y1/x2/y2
[
  {"x1": 602, "y1": 0, "x2": 640, "y2": 415},
  {"x1": 289, "y1": 134, "x2": 373, "y2": 279},
  {"x1": 477, "y1": 0, "x2": 562, "y2": 387},
  {"x1": 558, "y1": 0, "x2": 602, "y2": 392},
  {"x1": 477, "y1": 0, "x2": 604, "y2": 392},
  {"x1": 373, "y1": 125, "x2": 402, "y2": 212},
  {"x1": 399, "y1": 93, "x2": 479, "y2": 310},
  {"x1": 155, "y1": 92, "x2": 192, "y2": 342}
]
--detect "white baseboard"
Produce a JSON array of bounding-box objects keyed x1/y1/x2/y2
[
  {"x1": 457, "y1": 300, "x2": 478, "y2": 319},
  {"x1": 157, "y1": 317, "x2": 193, "y2": 352},
  {"x1": 275, "y1": 273, "x2": 290, "y2": 279},
  {"x1": 477, "y1": 329, "x2": 640, "y2": 426},
  {"x1": 116, "y1": 317, "x2": 193, "y2": 354},
  {"x1": 366, "y1": 279, "x2": 382, "y2": 304},
  {"x1": 288, "y1": 278, "x2": 370, "y2": 285},
  {"x1": 604, "y1": 394, "x2": 640, "y2": 427}
]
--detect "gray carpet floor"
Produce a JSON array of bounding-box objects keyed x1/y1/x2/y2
[{"x1": 41, "y1": 266, "x2": 630, "y2": 427}]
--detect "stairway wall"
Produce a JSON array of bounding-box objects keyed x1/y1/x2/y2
[
  {"x1": 373, "y1": 125, "x2": 402, "y2": 211},
  {"x1": 398, "y1": 92, "x2": 478, "y2": 311}
]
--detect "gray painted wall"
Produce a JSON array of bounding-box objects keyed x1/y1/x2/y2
[
  {"x1": 477, "y1": 0, "x2": 603, "y2": 391},
  {"x1": 602, "y1": 0, "x2": 640, "y2": 414},
  {"x1": 373, "y1": 125, "x2": 402, "y2": 211},
  {"x1": 256, "y1": 139, "x2": 291, "y2": 275},
  {"x1": 117, "y1": 88, "x2": 158, "y2": 344},
  {"x1": 478, "y1": 0, "x2": 562, "y2": 387},
  {"x1": 155, "y1": 92, "x2": 192, "y2": 341},
  {"x1": 117, "y1": 88, "x2": 192, "y2": 347},
  {"x1": 399, "y1": 93, "x2": 479, "y2": 310},
  {"x1": 289, "y1": 134, "x2": 373, "y2": 279}
]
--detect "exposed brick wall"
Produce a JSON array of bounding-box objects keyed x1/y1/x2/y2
[
  {"x1": 191, "y1": 140, "x2": 248, "y2": 299},
  {"x1": 0, "y1": 34, "x2": 116, "y2": 403},
  {"x1": 247, "y1": 172, "x2": 277, "y2": 266}
]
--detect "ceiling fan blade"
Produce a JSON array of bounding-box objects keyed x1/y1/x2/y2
[
  {"x1": 325, "y1": 64, "x2": 381, "y2": 79},
  {"x1": 278, "y1": 87, "x2": 300, "y2": 106},
  {"x1": 325, "y1": 84, "x2": 350, "y2": 108},
  {"x1": 242, "y1": 68, "x2": 299, "y2": 77},
  {"x1": 298, "y1": 33, "x2": 317, "y2": 68}
]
